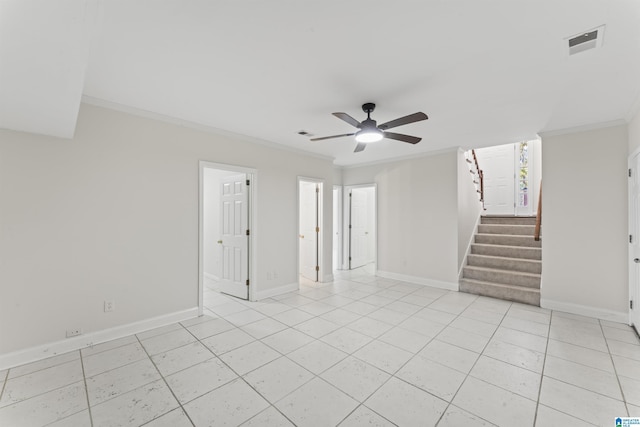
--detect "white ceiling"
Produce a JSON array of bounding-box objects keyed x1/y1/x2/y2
[{"x1": 2, "y1": 0, "x2": 640, "y2": 166}]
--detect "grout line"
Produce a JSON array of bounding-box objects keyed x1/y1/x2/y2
[
  {"x1": 532, "y1": 307, "x2": 553, "y2": 426},
  {"x1": 78, "y1": 349, "x2": 95, "y2": 427},
  {"x1": 599, "y1": 319, "x2": 631, "y2": 417}
]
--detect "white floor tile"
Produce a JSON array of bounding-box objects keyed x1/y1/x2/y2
[
  {"x1": 219, "y1": 341, "x2": 281, "y2": 375},
  {"x1": 141, "y1": 328, "x2": 197, "y2": 355},
  {"x1": 225, "y1": 309, "x2": 268, "y2": 327},
  {"x1": 143, "y1": 408, "x2": 193, "y2": 427},
  {"x1": 342, "y1": 301, "x2": 380, "y2": 316},
  {"x1": 276, "y1": 377, "x2": 358, "y2": 427},
  {"x1": 396, "y1": 354, "x2": 466, "y2": 401},
  {"x1": 419, "y1": 339, "x2": 480, "y2": 374},
  {"x1": 180, "y1": 314, "x2": 217, "y2": 328},
  {"x1": 183, "y1": 377, "x2": 269, "y2": 426},
  {"x1": 271, "y1": 308, "x2": 315, "y2": 326},
  {"x1": 548, "y1": 324, "x2": 608, "y2": 353},
  {"x1": 449, "y1": 316, "x2": 498, "y2": 337},
  {"x1": 470, "y1": 355, "x2": 541, "y2": 400},
  {"x1": 500, "y1": 315, "x2": 549, "y2": 337},
  {"x1": 320, "y1": 356, "x2": 390, "y2": 402},
  {"x1": 151, "y1": 341, "x2": 214, "y2": 376},
  {"x1": 534, "y1": 404, "x2": 597, "y2": 426},
  {"x1": 546, "y1": 338, "x2": 614, "y2": 372},
  {"x1": 294, "y1": 317, "x2": 341, "y2": 338},
  {"x1": 436, "y1": 326, "x2": 490, "y2": 353},
  {"x1": 0, "y1": 382, "x2": 87, "y2": 427},
  {"x1": 347, "y1": 317, "x2": 394, "y2": 338},
  {"x1": 353, "y1": 340, "x2": 412, "y2": 375},
  {"x1": 492, "y1": 326, "x2": 548, "y2": 353},
  {"x1": 613, "y1": 355, "x2": 640, "y2": 381},
  {"x1": 165, "y1": 357, "x2": 237, "y2": 404},
  {"x1": 364, "y1": 376, "x2": 447, "y2": 427},
  {"x1": 0, "y1": 359, "x2": 83, "y2": 406},
  {"x1": 46, "y1": 409, "x2": 92, "y2": 427},
  {"x1": 620, "y1": 375, "x2": 640, "y2": 406},
  {"x1": 135, "y1": 324, "x2": 183, "y2": 341},
  {"x1": 7, "y1": 351, "x2": 79, "y2": 379},
  {"x1": 241, "y1": 317, "x2": 288, "y2": 339},
  {"x1": 484, "y1": 339, "x2": 544, "y2": 374},
  {"x1": 319, "y1": 308, "x2": 362, "y2": 326},
  {"x1": 413, "y1": 307, "x2": 457, "y2": 324},
  {"x1": 438, "y1": 405, "x2": 497, "y2": 427},
  {"x1": 461, "y1": 306, "x2": 505, "y2": 326},
  {"x1": 384, "y1": 300, "x2": 422, "y2": 315},
  {"x1": 543, "y1": 355, "x2": 622, "y2": 399},
  {"x1": 539, "y1": 376, "x2": 627, "y2": 426},
  {"x1": 241, "y1": 406, "x2": 295, "y2": 426},
  {"x1": 320, "y1": 327, "x2": 373, "y2": 354},
  {"x1": 452, "y1": 376, "x2": 536, "y2": 427},
  {"x1": 608, "y1": 339, "x2": 640, "y2": 361},
  {"x1": 261, "y1": 328, "x2": 315, "y2": 354},
  {"x1": 603, "y1": 326, "x2": 640, "y2": 345},
  {"x1": 398, "y1": 316, "x2": 447, "y2": 337},
  {"x1": 378, "y1": 326, "x2": 432, "y2": 353},
  {"x1": 366, "y1": 307, "x2": 410, "y2": 325},
  {"x1": 253, "y1": 301, "x2": 292, "y2": 316},
  {"x1": 287, "y1": 340, "x2": 347, "y2": 374},
  {"x1": 91, "y1": 379, "x2": 178, "y2": 427},
  {"x1": 338, "y1": 405, "x2": 395, "y2": 426},
  {"x1": 201, "y1": 327, "x2": 256, "y2": 355},
  {"x1": 83, "y1": 342, "x2": 148, "y2": 377},
  {"x1": 298, "y1": 301, "x2": 336, "y2": 316},
  {"x1": 243, "y1": 356, "x2": 314, "y2": 402},
  {"x1": 506, "y1": 307, "x2": 550, "y2": 325},
  {"x1": 86, "y1": 358, "x2": 160, "y2": 406}
]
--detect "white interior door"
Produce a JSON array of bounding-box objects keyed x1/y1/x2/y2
[
  {"x1": 299, "y1": 181, "x2": 318, "y2": 281},
  {"x1": 333, "y1": 187, "x2": 342, "y2": 271},
  {"x1": 478, "y1": 144, "x2": 516, "y2": 215},
  {"x1": 219, "y1": 174, "x2": 249, "y2": 299},
  {"x1": 349, "y1": 187, "x2": 374, "y2": 269},
  {"x1": 630, "y1": 153, "x2": 640, "y2": 333}
]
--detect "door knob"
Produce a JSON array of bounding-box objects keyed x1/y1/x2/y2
[
  {"x1": 300, "y1": 235, "x2": 304, "y2": 239},
  {"x1": 635, "y1": 258, "x2": 640, "y2": 263},
  {"x1": 217, "y1": 240, "x2": 223, "y2": 244}
]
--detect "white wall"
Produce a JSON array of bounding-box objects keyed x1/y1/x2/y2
[
  {"x1": 457, "y1": 149, "x2": 483, "y2": 270},
  {"x1": 630, "y1": 110, "x2": 640, "y2": 154},
  {"x1": 541, "y1": 124, "x2": 628, "y2": 320},
  {"x1": 343, "y1": 151, "x2": 459, "y2": 287},
  {"x1": 0, "y1": 104, "x2": 334, "y2": 356}
]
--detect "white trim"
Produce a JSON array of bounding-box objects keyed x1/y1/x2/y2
[
  {"x1": 298, "y1": 177, "x2": 325, "y2": 283},
  {"x1": 82, "y1": 96, "x2": 334, "y2": 163},
  {"x1": 540, "y1": 299, "x2": 628, "y2": 324},
  {"x1": 376, "y1": 270, "x2": 459, "y2": 291},
  {"x1": 458, "y1": 211, "x2": 483, "y2": 280},
  {"x1": 538, "y1": 119, "x2": 627, "y2": 138},
  {"x1": 0, "y1": 308, "x2": 199, "y2": 371},
  {"x1": 323, "y1": 274, "x2": 334, "y2": 282},
  {"x1": 255, "y1": 282, "x2": 299, "y2": 301}
]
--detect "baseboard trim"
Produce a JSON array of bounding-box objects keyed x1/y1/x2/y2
[
  {"x1": 322, "y1": 274, "x2": 334, "y2": 283},
  {"x1": 254, "y1": 282, "x2": 299, "y2": 301},
  {"x1": 0, "y1": 307, "x2": 199, "y2": 371},
  {"x1": 376, "y1": 270, "x2": 459, "y2": 291},
  {"x1": 540, "y1": 298, "x2": 628, "y2": 323}
]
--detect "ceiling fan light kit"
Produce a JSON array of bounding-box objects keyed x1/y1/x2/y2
[{"x1": 310, "y1": 103, "x2": 428, "y2": 153}]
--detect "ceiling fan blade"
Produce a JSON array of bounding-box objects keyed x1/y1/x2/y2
[
  {"x1": 378, "y1": 112, "x2": 428, "y2": 130},
  {"x1": 332, "y1": 112, "x2": 361, "y2": 128},
  {"x1": 310, "y1": 133, "x2": 355, "y2": 141},
  {"x1": 384, "y1": 132, "x2": 422, "y2": 144},
  {"x1": 354, "y1": 142, "x2": 367, "y2": 153}
]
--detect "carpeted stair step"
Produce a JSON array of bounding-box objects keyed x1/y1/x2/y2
[
  {"x1": 467, "y1": 254, "x2": 542, "y2": 274},
  {"x1": 481, "y1": 216, "x2": 537, "y2": 226},
  {"x1": 462, "y1": 265, "x2": 541, "y2": 288},
  {"x1": 478, "y1": 224, "x2": 536, "y2": 236},
  {"x1": 475, "y1": 233, "x2": 541, "y2": 248},
  {"x1": 470, "y1": 243, "x2": 541, "y2": 260},
  {"x1": 459, "y1": 279, "x2": 540, "y2": 306}
]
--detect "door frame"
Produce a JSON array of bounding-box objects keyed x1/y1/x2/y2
[
  {"x1": 333, "y1": 185, "x2": 343, "y2": 271},
  {"x1": 199, "y1": 161, "x2": 258, "y2": 312},
  {"x1": 297, "y1": 176, "x2": 324, "y2": 282},
  {"x1": 344, "y1": 183, "x2": 377, "y2": 270},
  {"x1": 628, "y1": 149, "x2": 640, "y2": 330}
]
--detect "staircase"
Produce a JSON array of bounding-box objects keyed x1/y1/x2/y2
[{"x1": 460, "y1": 216, "x2": 541, "y2": 306}]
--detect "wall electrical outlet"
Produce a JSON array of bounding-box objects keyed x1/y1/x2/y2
[
  {"x1": 104, "y1": 300, "x2": 114, "y2": 312},
  {"x1": 66, "y1": 328, "x2": 82, "y2": 338}
]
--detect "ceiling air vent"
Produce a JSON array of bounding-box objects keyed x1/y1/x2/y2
[{"x1": 567, "y1": 25, "x2": 605, "y2": 56}]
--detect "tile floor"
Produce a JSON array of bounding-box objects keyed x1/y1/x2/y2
[{"x1": 1, "y1": 266, "x2": 639, "y2": 426}]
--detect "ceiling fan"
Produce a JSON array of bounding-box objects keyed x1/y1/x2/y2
[{"x1": 310, "y1": 103, "x2": 428, "y2": 153}]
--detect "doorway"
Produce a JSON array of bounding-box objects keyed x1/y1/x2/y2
[
  {"x1": 199, "y1": 162, "x2": 256, "y2": 309},
  {"x1": 475, "y1": 140, "x2": 540, "y2": 216},
  {"x1": 629, "y1": 151, "x2": 640, "y2": 333},
  {"x1": 298, "y1": 178, "x2": 324, "y2": 282},
  {"x1": 345, "y1": 185, "x2": 376, "y2": 270}
]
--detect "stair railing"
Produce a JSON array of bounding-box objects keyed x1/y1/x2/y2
[
  {"x1": 470, "y1": 149, "x2": 485, "y2": 209},
  {"x1": 534, "y1": 180, "x2": 542, "y2": 241}
]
